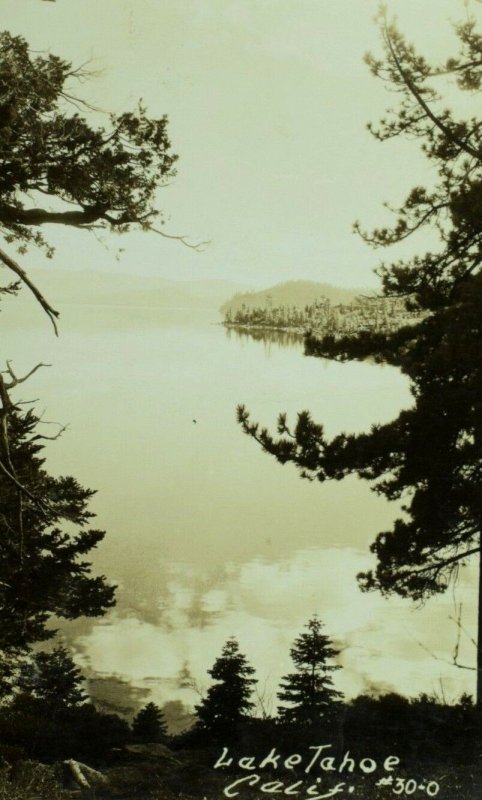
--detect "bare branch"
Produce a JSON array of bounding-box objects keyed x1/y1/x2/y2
[
  {"x1": 150, "y1": 226, "x2": 211, "y2": 251},
  {"x1": 382, "y1": 15, "x2": 482, "y2": 162},
  {"x1": 253, "y1": 674, "x2": 274, "y2": 720},
  {"x1": 3, "y1": 361, "x2": 51, "y2": 390},
  {"x1": 448, "y1": 606, "x2": 478, "y2": 650},
  {"x1": 405, "y1": 623, "x2": 477, "y2": 673},
  {"x1": 32, "y1": 422, "x2": 69, "y2": 441},
  {"x1": 0, "y1": 458, "x2": 40, "y2": 505},
  {"x1": 0, "y1": 366, "x2": 51, "y2": 512},
  {"x1": 177, "y1": 661, "x2": 205, "y2": 698},
  {"x1": 0, "y1": 247, "x2": 59, "y2": 335}
]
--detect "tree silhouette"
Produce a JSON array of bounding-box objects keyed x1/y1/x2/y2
[
  {"x1": 195, "y1": 638, "x2": 257, "y2": 740},
  {"x1": 0, "y1": 31, "x2": 188, "y2": 330},
  {"x1": 132, "y1": 702, "x2": 167, "y2": 743},
  {"x1": 0, "y1": 404, "x2": 115, "y2": 655},
  {"x1": 238, "y1": 7, "x2": 482, "y2": 707},
  {"x1": 3, "y1": 646, "x2": 132, "y2": 761},
  {"x1": 17, "y1": 645, "x2": 87, "y2": 711},
  {"x1": 278, "y1": 616, "x2": 342, "y2": 727},
  {"x1": 0, "y1": 24, "x2": 188, "y2": 660}
]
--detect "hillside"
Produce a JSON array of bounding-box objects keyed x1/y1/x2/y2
[
  {"x1": 5, "y1": 270, "x2": 246, "y2": 311},
  {"x1": 220, "y1": 280, "x2": 366, "y2": 313}
]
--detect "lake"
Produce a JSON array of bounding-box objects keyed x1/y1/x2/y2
[{"x1": 0, "y1": 302, "x2": 476, "y2": 715}]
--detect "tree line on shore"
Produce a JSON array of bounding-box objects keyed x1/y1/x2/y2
[
  {"x1": 0, "y1": 616, "x2": 477, "y2": 770},
  {"x1": 223, "y1": 295, "x2": 424, "y2": 338}
]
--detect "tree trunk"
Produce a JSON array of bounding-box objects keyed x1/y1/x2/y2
[{"x1": 477, "y1": 543, "x2": 482, "y2": 712}]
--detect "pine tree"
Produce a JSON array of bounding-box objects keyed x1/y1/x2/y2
[
  {"x1": 0, "y1": 407, "x2": 115, "y2": 654},
  {"x1": 132, "y1": 702, "x2": 167, "y2": 743},
  {"x1": 278, "y1": 617, "x2": 342, "y2": 727},
  {"x1": 195, "y1": 638, "x2": 257, "y2": 740},
  {"x1": 17, "y1": 645, "x2": 87, "y2": 711},
  {"x1": 4, "y1": 646, "x2": 133, "y2": 761},
  {"x1": 238, "y1": 6, "x2": 482, "y2": 709}
]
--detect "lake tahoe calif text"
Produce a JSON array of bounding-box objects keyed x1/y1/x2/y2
[{"x1": 212, "y1": 745, "x2": 441, "y2": 799}]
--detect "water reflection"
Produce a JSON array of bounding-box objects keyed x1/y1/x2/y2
[
  {"x1": 4, "y1": 303, "x2": 462, "y2": 706},
  {"x1": 224, "y1": 324, "x2": 305, "y2": 353},
  {"x1": 76, "y1": 545, "x2": 477, "y2": 708}
]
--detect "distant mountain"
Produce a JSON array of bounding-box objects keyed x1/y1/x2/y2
[
  {"x1": 5, "y1": 272, "x2": 368, "y2": 315},
  {"x1": 10, "y1": 270, "x2": 246, "y2": 311},
  {"x1": 220, "y1": 280, "x2": 366, "y2": 313}
]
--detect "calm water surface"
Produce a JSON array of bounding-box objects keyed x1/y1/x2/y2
[
  {"x1": 2, "y1": 304, "x2": 409, "y2": 572},
  {"x1": 2, "y1": 303, "x2": 474, "y2": 704}
]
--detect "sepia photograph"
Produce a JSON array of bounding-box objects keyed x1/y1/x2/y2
[{"x1": 0, "y1": 0, "x2": 480, "y2": 797}]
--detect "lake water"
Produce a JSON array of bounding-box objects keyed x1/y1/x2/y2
[{"x1": 0, "y1": 302, "x2": 476, "y2": 712}]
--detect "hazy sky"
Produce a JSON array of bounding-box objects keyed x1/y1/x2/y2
[{"x1": 2, "y1": 0, "x2": 480, "y2": 288}]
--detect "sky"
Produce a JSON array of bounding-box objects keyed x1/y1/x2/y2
[
  {"x1": 1, "y1": 0, "x2": 480, "y2": 716},
  {"x1": 2, "y1": 0, "x2": 481, "y2": 289}
]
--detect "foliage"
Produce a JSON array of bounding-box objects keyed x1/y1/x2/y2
[
  {"x1": 0, "y1": 408, "x2": 115, "y2": 654},
  {"x1": 16, "y1": 646, "x2": 87, "y2": 711},
  {"x1": 343, "y1": 691, "x2": 479, "y2": 763},
  {"x1": 0, "y1": 645, "x2": 129, "y2": 762},
  {"x1": 0, "y1": 31, "x2": 177, "y2": 256},
  {"x1": 240, "y1": 280, "x2": 482, "y2": 601},
  {"x1": 225, "y1": 295, "x2": 421, "y2": 337},
  {"x1": 0, "y1": 698, "x2": 130, "y2": 764},
  {"x1": 195, "y1": 638, "x2": 257, "y2": 741},
  {"x1": 0, "y1": 16, "x2": 177, "y2": 779},
  {"x1": 277, "y1": 616, "x2": 342, "y2": 727},
  {"x1": 0, "y1": 761, "x2": 68, "y2": 800},
  {"x1": 237, "y1": 5, "x2": 482, "y2": 699},
  {"x1": 132, "y1": 702, "x2": 168, "y2": 743},
  {"x1": 358, "y1": 7, "x2": 482, "y2": 312}
]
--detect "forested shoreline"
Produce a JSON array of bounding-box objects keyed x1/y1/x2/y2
[{"x1": 223, "y1": 295, "x2": 425, "y2": 339}]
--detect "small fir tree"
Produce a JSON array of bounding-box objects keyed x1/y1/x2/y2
[
  {"x1": 195, "y1": 638, "x2": 257, "y2": 740},
  {"x1": 278, "y1": 616, "x2": 342, "y2": 727},
  {"x1": 132, "y1": 702, "x2": 167, "y2": 743},
  {"x1": 17, "y1": 645, "x2": 87, "y2": 711}
]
